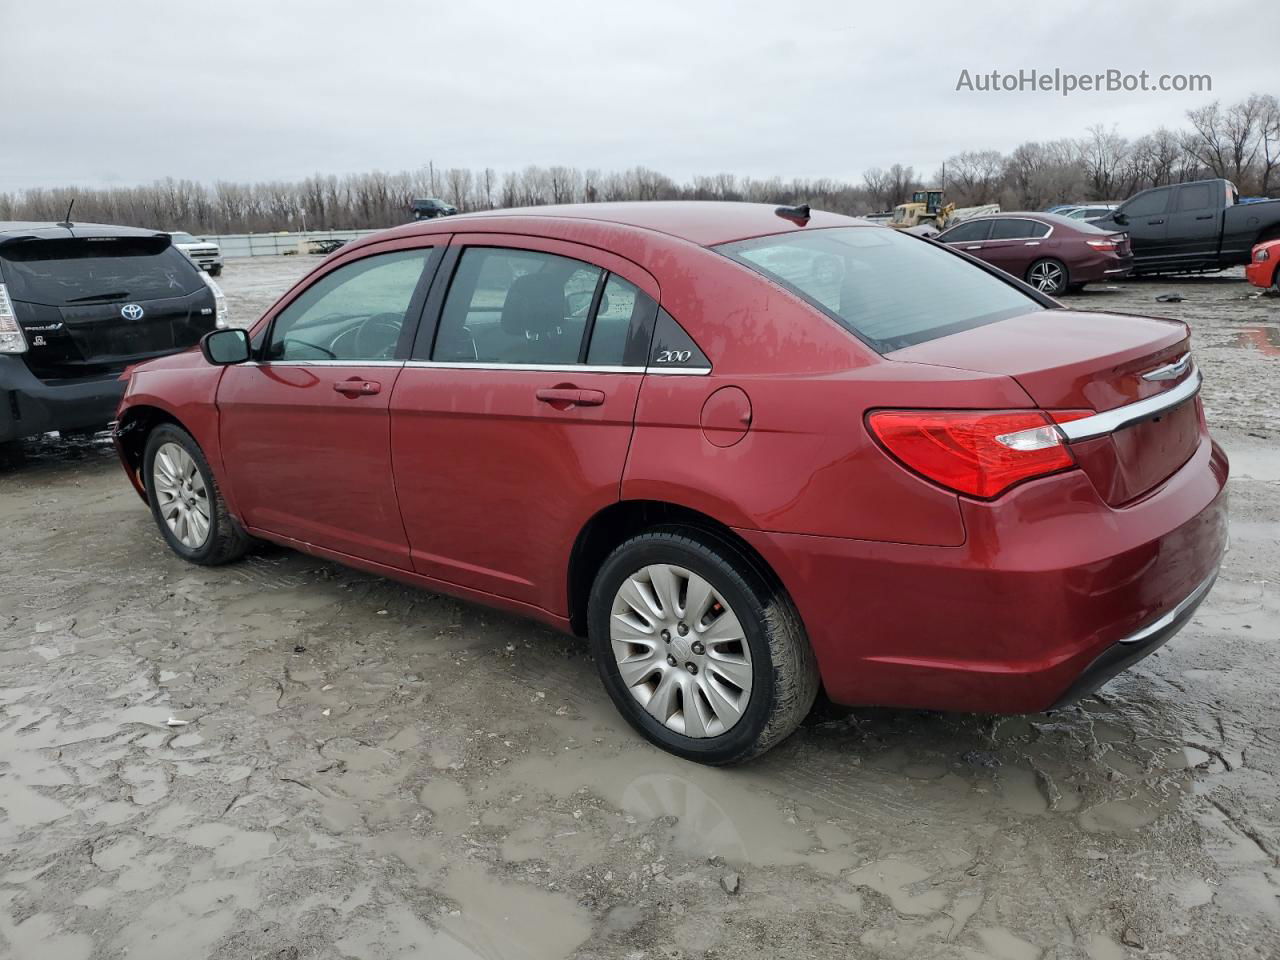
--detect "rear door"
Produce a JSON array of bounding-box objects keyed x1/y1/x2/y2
[
  {"x1": 0, "y1": 235, "x2": 213, "y2": 381},
  {"x1": 217, "y1": 241, "x2": 442, "y2": 569},
  {"x1": 1164, "y1": 181, "x2": 1222, "y2": 263},
  {"x1": 389, "y1": 234, "x2": 658, "y2": 616},
  {"x1": 979, "y1": 218, "x2": 1050, "y2": 280}
]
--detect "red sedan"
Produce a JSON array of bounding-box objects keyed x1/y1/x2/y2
[
  {"x1": 113, "y1": 203, "x2": 1226, "y2": 764},
  {"x1": 935, "y1": 212, "x2": 1133, "y2": 293}
]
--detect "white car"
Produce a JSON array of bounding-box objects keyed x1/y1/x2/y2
[{"x1": 168, "y1": 231, "x2": 223, "y2": 275}]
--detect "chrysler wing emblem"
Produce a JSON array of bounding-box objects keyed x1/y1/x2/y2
[
  {"x1": 1142, "y1": 353, "x2": 1192, "y2": 381},
  {"x1": 120, "y1": 303, "x2": 145, "y2": 321}
]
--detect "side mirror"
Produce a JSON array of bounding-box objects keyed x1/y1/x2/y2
[
  {"x1": 200, "y1": 328, "x2": 251, "y2": 365},
  {"x1": 1111, "y1": 211, "x2": 1128, "y2": 225}
]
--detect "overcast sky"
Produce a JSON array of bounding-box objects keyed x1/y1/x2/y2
[{"x1": 1, "y1": 0, "x2": 1272, "y2": 192}]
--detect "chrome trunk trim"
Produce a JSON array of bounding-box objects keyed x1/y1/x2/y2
[{"x1": 1058, "y1": 366, "x2": 1201, "y2": 442}]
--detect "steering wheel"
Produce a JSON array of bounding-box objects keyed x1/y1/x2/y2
[{"x1": 353, "y1": 313, "x2": 404, "y2": 359}]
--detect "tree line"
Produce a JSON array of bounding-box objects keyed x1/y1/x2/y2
[{"x1": 1, "y1": 93, "x2": 1276, "y2": 234}]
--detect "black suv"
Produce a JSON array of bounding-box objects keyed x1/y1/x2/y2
[
  {"x1": 0, "y1": 223, "x2": 225, "y2": 451},
  {"x1": 409, "y1": 197, "x2": 458, "y2": 220}
]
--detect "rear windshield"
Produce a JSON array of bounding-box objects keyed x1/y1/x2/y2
[
  {"x1": 717, "y1": 226, "x2": 1042, "y2": 352},
  {"x1": 0, "y1": 237, "x2": 203, "y2": 307}
]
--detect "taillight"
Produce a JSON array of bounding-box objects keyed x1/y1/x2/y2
[
  {"x1": 867, "y1": 409, "x2": 1088, "y2": 499},
  {"x1": 0, "y1": 283, "x2": 28, "y2": 354},
  {"x1": 200, "y1": 272, "x2": 230, "y2": 328},
  {"x1": 1086, "y1": 238, "x2": 1119, "y2": 251}
]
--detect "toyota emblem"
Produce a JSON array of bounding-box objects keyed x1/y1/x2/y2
[{"x1": 120, "y1": 303, "x2": 145, "y2": 320}]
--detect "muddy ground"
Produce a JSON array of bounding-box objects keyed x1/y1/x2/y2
[{"x1": 1, "y1": 255, "x2": 1278, "y2": 960}]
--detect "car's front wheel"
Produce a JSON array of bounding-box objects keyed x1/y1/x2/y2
[
  {"x1": 1026, "y1": 258, "x2": 1069, "y2": 295},
  {"x1": 588, "y1": 527, "x2": 819, "y2": 764},
  {"x1": 143, "y1": 423, "x2": 250, "y2": 565},
  {"x1": 208, "y1": 265, "x2": 223, "y2": 277}
]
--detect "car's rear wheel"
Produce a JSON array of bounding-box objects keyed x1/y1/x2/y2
[
  {"x1": 1026, "y1": 258, "x2": 1069, "y2": 295},
  {"x1": 143, "y1": 424, "x2": 249, "y2": 565},
  {"x1": 588, "y1": 527, "x2": 819, "y2": 764}
]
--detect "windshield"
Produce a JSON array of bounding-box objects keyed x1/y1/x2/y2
[
  {"x1": 717, "y1": 226, "x2": 1042, "y2": 352},
  {"x1": 0, "y1": 237, "x2": 204, "y2": 306},
  {"x1": 169, "y1": 232, "x2": 198, "y2": 244}
]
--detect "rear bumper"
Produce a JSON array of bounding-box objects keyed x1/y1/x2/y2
[
  {"x1": 738, "y1": 433, "x2": 1229, "y2": 714},
  {"x1": 0, "y1": 355, "x2": 125, "y2": 442},
  {"x1": 1072, "y1": 252, "x2": 1133, "y2": 283}
]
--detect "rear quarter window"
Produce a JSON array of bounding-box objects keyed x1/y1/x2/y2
[
  {"x1": 0, "y1": 237, "x2": 204, "y2": 306},
  {"x1": 717, "y1": 226, "x2": 1042, "y2": 352}
]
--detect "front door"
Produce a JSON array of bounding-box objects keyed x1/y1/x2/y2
[
  {"x1": 217, "y1": 243, "x2": 440, "y2": 569},
  {"x1": 390, "y1": 236, "x2": 659, "y2": 615}
]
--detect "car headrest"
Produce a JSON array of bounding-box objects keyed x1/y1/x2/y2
[{"x1": 500, "y1": 271, "x2": 567, "y2": 338}]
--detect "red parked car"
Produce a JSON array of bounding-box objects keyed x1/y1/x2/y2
[
  {"x1": 113, "y1": 203, "x2": 1226, "y2": 764},
  {"x1": 1245, "y1": 238, "x2": 1280, "y2": 291},
  {"x1": 935, "y1": 212, "x2": 1133, "y2": 293}
]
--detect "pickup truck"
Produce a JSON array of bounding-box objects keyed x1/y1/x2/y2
[{"x1": 1093, "y1": 178, "x2": 1280, "y2": 275}]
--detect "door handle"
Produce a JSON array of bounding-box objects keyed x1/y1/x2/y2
[
  {"x1": 1146, "y1": 218, "x2": 1165, "y2": 225},
  {"x1": 964, "y1": 245, "x2": 983, "y2": 250},
  {"x1": 1023, "y1": 241, "x2": 1040, "y2": 246},
  {"x1": 535, "y1": 387, "x2": 605, "y2": 407},
  {"x1": 1194, "y1": 214, "x2": 1214, "y2": 220},
  {"x1": 333, "y1": 378, "x2": 381, "y2": 396}
]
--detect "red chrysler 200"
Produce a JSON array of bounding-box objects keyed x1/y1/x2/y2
[{"x1": 113, "y1": 203, "x2": 1227, "y2": 764}]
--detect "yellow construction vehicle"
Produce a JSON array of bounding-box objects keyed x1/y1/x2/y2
[{"x1": 886, "y1": 190, "x2": 999, "y2": 232}]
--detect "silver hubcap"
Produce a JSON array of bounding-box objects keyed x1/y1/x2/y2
[
  {"x1": 1029, "y1": 261, "x2": 1064, "y2": 292},
  {"x1": 152, "y1": 442, "x2": 211, "y2": 549},
  {"x1": 610, "y1": 563, "x2": 753, "y2": 738}
]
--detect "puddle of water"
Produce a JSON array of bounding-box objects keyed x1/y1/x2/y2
[
  {"x1": 436, "y1": 861, "x2": 592, "y2": 958},
  {"x1": 843, "y1": 858, "x2": 949, "y2": 916},
  {"x1": 494, "y1": 750, "x2": 813, "y2": 867}
]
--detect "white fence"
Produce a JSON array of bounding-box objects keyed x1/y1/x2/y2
[{"x1": 206, "y1": 229, "x2": 388, "y2": 258}]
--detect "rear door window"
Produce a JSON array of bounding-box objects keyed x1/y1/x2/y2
[
  {"x1": 1175, "y1": 183, "x2": 1214, "y2": 211},
  {"x1": 989, "y1": 219, "x2": 1036, "y2": 240},
  {"x1": 585, "y1": 274, "x2": 657, "y2": 366},
  {"x1": 0, "y1": 237, "x2": 203, "y2": 306},
  {"x1": 431, "y1": 247, "x2": 601, "y2": 365},
  {"x1": 718, "y1": 226, "x2": 1041, "y2": 352}
]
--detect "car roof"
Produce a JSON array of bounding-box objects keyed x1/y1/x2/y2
[
  {"x1": 0, "y1": 221, "x2": 171, "y2": 243},
  {"x1": 379, "y1": 201, "x2": 869, "y2": 248}
]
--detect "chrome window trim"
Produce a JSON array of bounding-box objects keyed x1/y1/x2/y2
[
  {"x1": 981, "y1": 219, "x2": 1055, "y2": 243},
  {"x1": 245, "y1": 359, "x2": 405, "y2": 367},
  {"x1": 1118, "y1": 571, "x2": 1217, "y2": 645},
  {"x1": 401, "y1": 360, "x2": 712, "y2": 376},
  {"x1": 1058, "y1": 366, "x2": 1201, "y2": 442}
]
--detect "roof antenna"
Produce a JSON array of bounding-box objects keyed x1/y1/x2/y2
[
  {"x1": 57, "y1": 198, "x2": 75, "y2": 229},
  {"x1": 775, "y1": 202, "x2": 810, "y2": 223}
]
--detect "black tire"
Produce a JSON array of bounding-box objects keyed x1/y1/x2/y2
[
  {"x1": 0, "y1": 439, "x2": 25, "y2": 468},
  {"x1": 142, "y1": 423, "x2": 250, "y2": 565},
  {"x1": 1065, "y1": 282, "x2": 1087, "y2": 294},
  {"x1": 1026, "y1": 258, "x2": 1069, "y2": 296},
  {"x1": 588, "y1": 526, "x2": 819, "y2": 765},
  {"x1": 208, "y1": 265, "x2": 223, "y2": 277}
]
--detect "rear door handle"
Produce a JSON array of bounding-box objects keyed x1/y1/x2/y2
[
  {"x1": 535, "y1": 387, "x2": 605, "y2": 407},
  {"x1": 333, "y1": 378, "x2": 381, "y2": 396},
  {"x1": 964, "y1": 245, "x2": 983, "y2": 250},
  {"x1": 1194, "y1": 214, "x2": 1214, "y2": 220},
  {"x1": 1146, "y1": 218, "x2": 1165, "y2": 225}
]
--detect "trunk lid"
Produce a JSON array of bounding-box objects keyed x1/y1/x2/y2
[
  {"x1": 0, "y1": 235, "x2": 215, "y2": 380},
  {"x1": 887, "y1": 309, "x2": 1200, "y2": 504}
]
